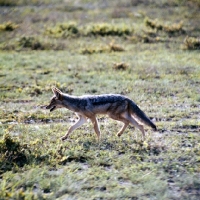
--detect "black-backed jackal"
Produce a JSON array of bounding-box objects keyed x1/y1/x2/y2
[{"x1": 45, "y1": 87, "x2": 157, "y2": 141}]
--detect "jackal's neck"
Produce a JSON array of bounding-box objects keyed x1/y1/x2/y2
[{"x1": 62, "y1": 93, "x2": 78, "y2": 101}]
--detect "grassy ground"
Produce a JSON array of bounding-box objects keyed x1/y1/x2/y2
[{"x1": 0, "y1": 0, "x2": 200, "y2": 199}]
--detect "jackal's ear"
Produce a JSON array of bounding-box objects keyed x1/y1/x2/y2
[{"x1": 52, "y1": 87, "x2": 63, "y2": 100}]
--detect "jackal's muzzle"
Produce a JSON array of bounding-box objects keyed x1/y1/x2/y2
[{"x1": 46, "y1": 105, "x2": 56, "y2": 112}]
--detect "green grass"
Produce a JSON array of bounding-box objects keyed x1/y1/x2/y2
[{"x1": 0, "y1": 0, "x2": 200, "y2": 199}]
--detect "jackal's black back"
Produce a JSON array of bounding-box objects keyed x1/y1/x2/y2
[{"x1": 86, "y1": 94, "x2": 126, "y2": 106}]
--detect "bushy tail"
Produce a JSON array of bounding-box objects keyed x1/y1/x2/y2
[{"x1": 128, "y1": 100, "x2": 157, "y2": 131}]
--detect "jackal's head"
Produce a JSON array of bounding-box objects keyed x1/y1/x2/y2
[{"x1": 46, "y1": 87, "x2": 64, "y2": 112}]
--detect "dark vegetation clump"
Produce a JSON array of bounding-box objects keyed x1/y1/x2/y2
[
  {"x1": 80, "y1": 41, "x2": 125, "y2": 55},
  {"x1": 18, "y1": 36, "x2": 46, "y2": 50},
  {"x1": 0, "y1": 21, "x2": 18, "y2": 31},
  {"x1": 0, "y1": 0, "x2": 17, "y2": 6},
  {"x1": 130, "y1": 34, "x2": 166, "y2": 43},
  {"x1": 145, "y1": 17, "x2": 184, "y2": 36},
  {"x1": 0, "y1": 0, "x2": 49, "y2": 6},
  {"x1": 113, "y1": 62, "x2": 129, "y2": 70},
  {"x1": 85, "y1": 23, "x2": 133, "y2": 37},
  {"x1": 145, "y1": 18, "x2": 163, "y2": 31},
  {"x1": 183, "y1": 36, "x2": 200, "y2": 50},
  {"x1": 46, "y1": 22, "x2": 79, "y2": 38},
  {"x1": 0, "y1": 133, "x2": 58, "y2": 173},
  {"x1": 0, "y1": 134, "x2": 29, "y2": 173},
  {"x1": 46, "y1": 22, "x2": 133, "y2": 38},
  {"x1": 0, "y1": 36, "x2": 65, "y2": 51}
]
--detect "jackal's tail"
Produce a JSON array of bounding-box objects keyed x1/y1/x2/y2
[{"x1": 128, "y1": 100, "x2": 157, "y2": 131}]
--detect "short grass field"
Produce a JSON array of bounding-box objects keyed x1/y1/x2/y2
[{"x1": 0, "y1": 0, "x2": 200, "y2": 199}]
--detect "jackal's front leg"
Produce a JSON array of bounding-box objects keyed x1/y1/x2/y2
[
  {"x1": 90, "y1": 116, "x2": 101, "y2": 141},
  {"x1": 61, "y1": 114, "x2": 87, "y2": 141}
]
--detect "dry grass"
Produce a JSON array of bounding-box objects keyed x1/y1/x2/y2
[{"x1": 183, "y1": 36, "x2": 200, "y2": 50}]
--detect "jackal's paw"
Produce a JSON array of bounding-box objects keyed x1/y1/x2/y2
[
  {"x1": 117, "y1": 133, "x2": 122, "y2": 137},
  {"x1": 60, "y1": 136, "x2": 67, "y2": 141}
]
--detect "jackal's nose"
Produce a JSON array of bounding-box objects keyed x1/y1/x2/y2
[{"x1": 45, "y1": 105, "x2": 50, "y2": 109}]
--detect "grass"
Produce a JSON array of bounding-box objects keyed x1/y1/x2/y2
[{"x1": 0, "y1": 0, "x2": 200, "y2": 199}]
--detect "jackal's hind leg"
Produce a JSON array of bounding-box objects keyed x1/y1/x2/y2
[
  {"x1": 108, "y1": 113, "x2": 129, "y2": 137},
  {"x1": 117, "y1": 122, "x2": 129, "y2": 137},
  {"x1": 129, "y1": 117, "x2": 145, "y2": 140},
  {"x1": 61, "y1": 114, "x2": 87, "y2": 141},
  {"x1": 121, "y1": 113, "x2": 145, "y2": 140}
]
